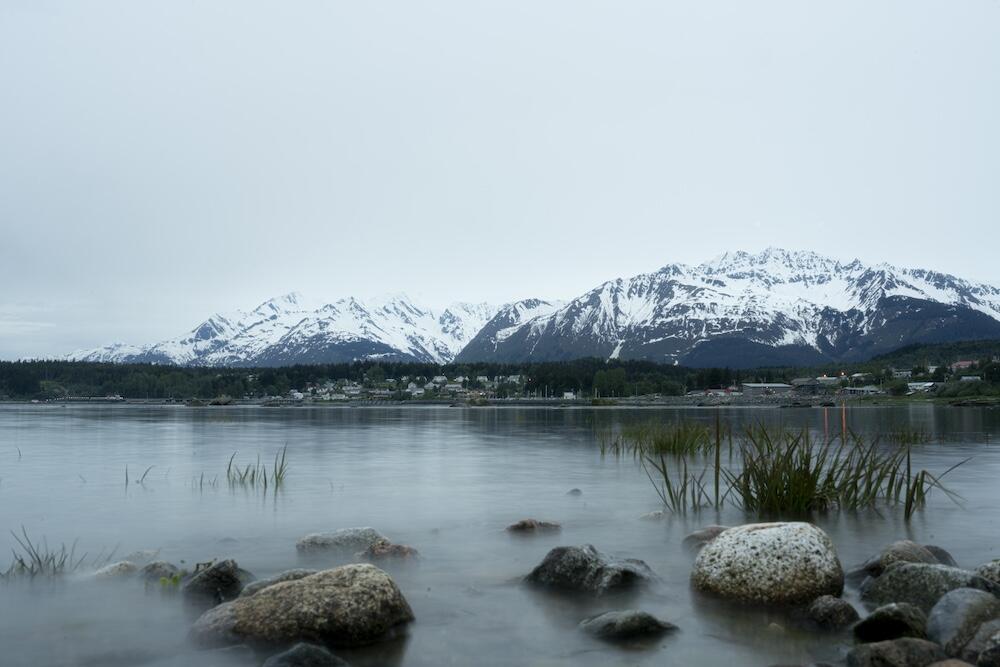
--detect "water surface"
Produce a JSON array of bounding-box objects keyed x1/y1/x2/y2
[{"x1": 1, "y1": 404, "x2": 998, "y2": 667}]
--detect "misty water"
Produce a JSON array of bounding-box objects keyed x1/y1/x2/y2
[{"x1": 1, "y1": 404, "x2": 999, "y2": 667}]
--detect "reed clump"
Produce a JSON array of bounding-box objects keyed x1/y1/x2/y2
[
  {"x1": 612, "y1": 420, "x2": 964, "y2": 519},
  {"x1": 226, "y1": 445, "x2": 288, "y2": 491},
  {"x1": 1, "y1": 527, "x2": 117, "y2": 582}
]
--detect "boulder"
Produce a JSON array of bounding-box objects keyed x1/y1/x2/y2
[
  {"x1": 807, "y1": 595, "x2": 860, "y2": 631},
  {"x1": 578, "y1": 610, "x2": 677, "y2": 640},
  {"x1": 525, "y1": 545, "x2": 657, "y2": 596},
  {"x1": 182, "y1": 559, "x2": 255, "y2": 605},
  {"x1": 356, "y1": 539, "x2": 419, "y2": 563},
  {"x1": 140, "y1": 561, "x2": 180, "y2": 583},
  {"x1": 691, "y1": 522, "x2": 843, "y2": 605},
  {"x1": 846, "y1": 638, "x2": 948, "y2": 667},
  {"x1": 854, "y1": 603, "x2": 928, "y2": 642},
  {"x1": 960, "y1": 619, "x2": 1000, "y2": 665},
  {"x1": 241, "y1": 569, "x2": 317, "y2": 597},
  {"x1": 262, "y1": 642, "x2": 350, "y2": 666},
  {"x1": 861, "y1": 564, "x2": 1000, "y2": 612},
  {"x1": 295, "y1": 528, "x2": 386, "y2": 556},
  {"x1": 94, "y1": 561, "x2": 139, "y2": 579},
  {"x1": 190, "y1": 564, "x2": 413, "y2": 648},
  {"x1": 927, "y1": 588, "x2": 1000, "y2": 659},
  {"x1": 506, "y1": 519, "x2": 561, "y2": 533},
  {"x1": 925, "y1": 546, "x2": 959, "y2": 568},
  {"x1": 853, "y1": 541, "x2": 940, "y2": 582},
  {"x1": 975, "y1": 562, "x2": 1000, "y2": 587},
  {"x1": 978, "y1": 626, "x2": 1000, "y2": 666},
  {"x1": 682, "y1": 525, "x2": 729, "y2": 552}
]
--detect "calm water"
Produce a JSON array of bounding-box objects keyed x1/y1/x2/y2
[{"x1": 1, "y1": 404, "x2": 998, "y2": 667}]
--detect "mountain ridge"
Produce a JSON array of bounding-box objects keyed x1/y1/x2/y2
[{"x1": 67, "y1": 248, "x2": 1000, "y2": 368}]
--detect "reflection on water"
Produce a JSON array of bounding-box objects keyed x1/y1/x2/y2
[{"x1": 0, "y1": 404, "x2": 997, "y2": 667}]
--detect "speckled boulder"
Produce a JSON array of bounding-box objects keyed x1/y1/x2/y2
[
  {"x1": 240, "y1": 569, "x2": 318, "y2": 597},
  {"x1": 690, "y1": 522, "x2": 843, "y2": 605},
  {"x1": 190, "y1": 564, "x2": 413, "y2": 648},
  {"x1": 854, "y1": 603, "x2": 928, "y2": 642},
  {"x1": 526, "y1": 545, "x2": 657, "y2": 596},
  {"x1": 807, "y1": 595, "x2": 860, "y2": 631},
  {"x1": 861, "y1": 564, "x2": 1000, "y2": 612},
  {"x1": 975, "y1": 562, "x2": 1000, "y2": 587},
  {"x1": 578, "y1": 610, "x2": 677, "y2": 640},
  {"x1": 846, "y1": 638, "x2": 947, "y2": 667},
  {"x1": 295, "y1": 528, "x2": 387, "y2": 556},
  {"x1": 181, "y1": 559, "x2": 255, "y2": 606},
  {"x1": 94, "y1": 560, "x2": 139, "y2": 579},
  {"x1": 927, "y1": 588, "x2": 1000, "y2": 659},
  {"x1": 262, "y1": 642, "x2": 349, "y2": 666}
]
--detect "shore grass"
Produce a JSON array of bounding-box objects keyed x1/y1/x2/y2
[
  {"x1": 1, "y1": 527, "x2": 117, "y2": 582},
  {"x1": 608, "y1": 419, "x2": 966, "y2": 519}
]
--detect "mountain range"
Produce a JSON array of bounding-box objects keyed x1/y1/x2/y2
[{"x1": 67, "y1": 248, "x2": 1000, "y2": 369}]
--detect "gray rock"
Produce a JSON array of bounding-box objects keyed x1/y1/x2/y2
[
  {"x1": 925, "y1": 546, "x2": 959, "y2": 568},
  {"x1": 525, "y1": 545, "x2": 657, "y2": 596},
  {"x1": 807, "y1": 595, "x2": 860, "y2": 631},
  {"x1": 241, "y1": 569, "x2": 317, "y2": 597},
  {"x1": 682, "y1": 525, "x2": 729, "y2": 552},
  {"x1": 960, "y1": 619, "x2": 1000, "y2": 664},
  {"x1": 578, "y1": 610, "x2": 677, "y2": 640},
  {"x1": 975, "y1": 562, "x2": 1000, "y2": 587},
  {"x1": 566, "y1": 488, "x2": 583, "y2": 496},
  {"x1": 506, "y1": 519, "x2": 561, "y2": 533},
  {"x1": 295, "y1": 528, "x2": 386, "y2": 555},
  {"x1": 854, "y1": 603, "x2": 928, "y2": 642},
  {"x1": 182, "y1": 559, "x2": 255, "y2": 605},
  {"x1": 691, "y1": 522, "x2": 843, "y2": 605},
  {"x1": 356, "y1": 539, "x2": 419, "y2": 563},
  {"x1": 927, "y1": 588, "x2": 1000, "y2": 659},
  {"x1": 846, "y1": 638, "x2": 948, "y2": 667},
  {"x1": 978, "y1": 626, "x2": 1000, "y2": 666},
  {"x1": 190, "y1": 564, "x2": 413, "y2": 648},
  {"x1": 140, "y1": 561, "x2": 180, "y2": 582},
  {"x1": 262, "y1": 642, "x2": 349, "y2": 666},
  {"x1": 928, "y1": 661, "x2": 976, "y2": 667},
  {"x1": 861, "y1": 564, "x2": 1000, "y2": 612},
  {"x1": 853, "y1": 541, "x2": 940, "y2": 582},
  {"x1": 639, "y1": 510, "x2": 665, "y2": 521},
  {"x1": 94, "y1": 561, "x2": 139, "y2": 579},
  {"x1": 122, "y1": 550, "x2": 160, "y2": 566}
]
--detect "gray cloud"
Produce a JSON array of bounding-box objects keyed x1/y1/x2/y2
[{"x1": 1, "y1": 0, "x2": 999, "y2": 359}]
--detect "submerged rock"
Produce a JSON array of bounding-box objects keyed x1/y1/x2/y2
[
  {"x1": 854, "y1": 603, "x2": 928, "y2": 643},
  {"x1": 295, "y1": 528, "x2": 386, "y2": 556},
  {"x1": 846, "y1": 638, "x2": 947, "y2": 667},
  {"x1": 241, "y1": 569, "x2": 317, "y2": 597},
  {"x1": 807, "y1": 595, "x2": 860, "y2": 631},
  {"x1": 860, "y1": 564, "x2": 1000, "y2": 612},
  {"x1": 506, "y1": 519, "x2": 561, "y2": 533},
  {"x1": 639, "y1": 510, "x2": 665, "y2": 521},
  {"x1": 123, "y1": 550, "x2": 160, "y2": 566},
  {"x1": 566, "y1": 488, "x2": 583, "y2": 496},
  {"x1": 927, "y1": 588, "x2": 1000, "y2": 659},
  {"x1": 578, "y1": 610, "x2": 677, "y2": 640},
  {"x1": 356, "y1": 539, "x2": 419, "y2": 563},
  {"x1": 682, "y1": 525, "x2": 729, "y2": 552},
  {"x1": 190, "y1": 564, "x2": 413, "y2": 648},
  {"x1": 691, "y1": 522, "x2": 843, "y2": 605},
  {"x1": 525, "y1": 545, "x2": 657, "y2": 597},
  {"x1": 182, "y1": 559, "x2": 254, "y2": 605},
  {"x1": 140, "y1": 561, "x2": 180, "y2": 583},
  {"x1": 262, "y1": 642, "x2": 350, "y2": 666},
  {"x1": 94, "y1": 561, "x2": 139, "y2": 579}
]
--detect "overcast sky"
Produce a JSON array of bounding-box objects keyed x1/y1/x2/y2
[{"x1": 1, "y1": 0, "x2": 999, "y2": 359}]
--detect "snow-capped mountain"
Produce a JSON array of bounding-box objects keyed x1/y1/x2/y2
[
  {"x1": 67, "y1": 249, "x2": 1000, "y2": 368},
  {"x1": 456, "y1": 248, "x2": 1000, "y2": 368},
  {"x1": 67, "y1": 293, "x2": 504, "y2": 366}
]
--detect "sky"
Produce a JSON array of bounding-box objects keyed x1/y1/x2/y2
[{"x1": 1, "y1": 0, "x2": 999, "y2": 359}]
